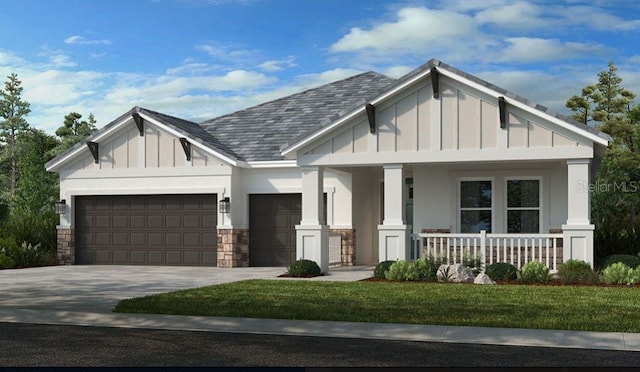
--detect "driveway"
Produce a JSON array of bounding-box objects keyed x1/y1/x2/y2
[{"x1": 0, "y1": 265, "x2": 285, "y2": 313}]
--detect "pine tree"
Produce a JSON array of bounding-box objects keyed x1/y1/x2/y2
[
  {"x1": 0, "y1": 73, "x2": 31, "y2": 198},
  {"x1": 52, "y1": 112, "x2": 97, "y2": 156}
]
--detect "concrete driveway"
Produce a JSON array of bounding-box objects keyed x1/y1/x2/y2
[{"x1": 0, "y1": 265, "x2": 286, "y2": 313}]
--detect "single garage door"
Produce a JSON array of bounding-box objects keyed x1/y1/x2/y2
[
  {"x1": 75, "y1": 194, "x2": 217, "y2": 265},
  {"x1": 249, "y1": 194, "x2": 301, "y2": 267},
  {"x1": 249, "y1": 194, "x2": 326, "y2": 267}
]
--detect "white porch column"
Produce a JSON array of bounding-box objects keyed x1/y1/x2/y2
[
  {"x1": 378, "y1": 164, "x2": 410, "y2": 261},
  {"x1": 562, "y1": 159, "x2": 595, "y2": 266},
  {"x1": 295, "y1": 166, "x2": 329, "y2": 273}
]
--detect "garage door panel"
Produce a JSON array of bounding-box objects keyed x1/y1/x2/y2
[
  {"x1": 166, "y1": 215, "x2": 182, "y2": 228},
  {"x1": 131, "y1": 215, "x2": 146, "y2": 228},
  {"x1": 75, "y1": 194, "x2": 217, "y2": 265},
  {"x1": 148, "y1": 215, "x2": 164, "y2": 228},
  {"x1": 148, "y1": 232, "x2": 164, "y2": 246},
  {"x1": 184, "y1": 215, "x2": 201, "y2": 228},
  {"x1": 113, "y1": 216, "x2": 130, "y2": 228},
  {"x1": 130, "y1": 233, "x2": 147, "y2": 246},
  {"x1": 166, "y1": 251, "x2": 182, "y2": 264},
  {"x1": 184, "y1": 251, "x2": 201, "y2": 265},
  {"x1": 130, "y1": 250, "x2": 146, "y2": 264},
  {"x1": 148, "y1": 251, "x2": 164, "y2": 264},
  {"x1": 113, "y1": 250, "x2": 130, "y2": 264},
  {"x1": 270, "y1": 232, "x2": 290, "y2": 249}
]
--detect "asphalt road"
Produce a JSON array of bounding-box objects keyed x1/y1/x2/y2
[{"x1": 1, "y1": 322, "x2": 639, "y2": 367}]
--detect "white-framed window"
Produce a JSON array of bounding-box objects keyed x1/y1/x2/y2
[
  {"x1": 459, "y1": 179, "x2": 493, "y2": 233},
  {"x1": 505, "y1": 178, "x2": 541, "y2": 233}
]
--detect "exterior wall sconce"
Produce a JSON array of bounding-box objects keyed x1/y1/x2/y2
[
  {"x1": 219, "y1": 197, "x2": 230, "y2": 214},
  {"x1": 54, "y1": 199, "x2": 67, "y2": 214}
]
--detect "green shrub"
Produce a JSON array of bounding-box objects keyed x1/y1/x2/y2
[
  {"x1": 557, "y1": 259, "x2": 598, "y2": 284},
  {"x1": 0, "y1": 252, "x2": 15, "y2": 269},
  {"x1": 287, "y1": 259, "x2": 321, "y2": 277},
  {"x1": 601, "y1": 262, "x2": 636, "y2": 285},
  {"x1": 462, "y1": 252, "x2": 483, "y2": 275},
  {"x1": 0, "y1": 240, "x2": 49, "y2": 268},
  {"x1": 600, "y1": 254, "x2": 640, "y2": 270},
  {"x1": 486, "y1": 262, "x2": 518, "y2": 281},
  {"x1": 374, "y1": 260, "x2": 396, "y2": 279},
  {"x1": 517, "y1": 261, "x2": 549, "y2": 283},
  {"x1": 414, "y1": 256, "x2": 440, "y2": 281},
  {"x1": 385, "y1": 260, "x2": 419, "y2": 281}
]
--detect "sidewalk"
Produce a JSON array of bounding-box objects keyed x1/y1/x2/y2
[{"x1": 1, "y1": 307, "x2": 639, "y2": 351}]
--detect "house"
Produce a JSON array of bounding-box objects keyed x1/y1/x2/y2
[{"x1": 45, "y1": 59, "x2": 609, "y2": 272}]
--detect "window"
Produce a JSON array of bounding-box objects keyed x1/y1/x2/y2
[
  {"x1": 459, "y1": 180, "x2": 492, "y2": 233},
  {"x1": 506, "y1": 179, "x2": 540, "y2": 233}
]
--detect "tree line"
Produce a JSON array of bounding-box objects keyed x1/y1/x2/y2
[{"x1": 0, "y1": 73, "x2": 97, "y2": 263}]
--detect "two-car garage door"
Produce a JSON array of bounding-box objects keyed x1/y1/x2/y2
[{"x1": 75, "y1": 195, "x2": 218, "y2": 265}]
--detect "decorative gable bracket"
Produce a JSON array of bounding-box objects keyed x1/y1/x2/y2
[
  {"x1": 430, "y1": 67, "x2": 439, "y2": 99},
  {"x1": 498, "y1": 96, "x2": 507, "y2": 129},
  {"x1": 132, "y1": 112, "x2": 144, "y2": 136},
  {"x1": 179, "y1": 138, "x2": 192, "y2": 161},
  {"x1": 86, "y1": 141, "x2": 99, "y2": 164},
  {"x1": 365, "y1": 103, "x2": 376, "y2": 134}
]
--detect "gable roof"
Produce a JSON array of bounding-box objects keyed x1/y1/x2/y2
[
  {"x1": 201, "y1": 71, "x2": 397, "y2": 161},
  {"x1": 45, "y1": 106, "x2": 241, "y2": 171},
  {"x1": 281, "y1": 58, "x2": 609, "y2": 156}
]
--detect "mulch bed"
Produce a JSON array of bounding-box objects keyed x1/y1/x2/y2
[
  {"x1": 360, "y1": 277, "x2": 640, "y2": 287},
  {"x1": 277, "y1": 273, "x2": 324, "y2": 278}
]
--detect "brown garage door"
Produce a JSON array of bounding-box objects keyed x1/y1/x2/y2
[
  {"x1": 249, "y1": 194, "x2": 301, "y2": 267},
  {"x1": 75, "y1": 194, "x2": 217, "y2": 265},
  {"x1": 249, "y1": 194, "x2": 326, "y2": 267}
]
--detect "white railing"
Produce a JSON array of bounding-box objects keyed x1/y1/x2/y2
[
  {"x1": 412, "y1": 230, "x2": 563, "y2": 271},
  {"x1": 329, "y1": 233, "x2": 342, "y2": 266}
]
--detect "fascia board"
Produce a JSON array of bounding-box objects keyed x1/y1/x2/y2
[
  {"x1": 45, "y1": 115, "x2": 132, "y2": 172},
  {"x1": 281, "y1": 68, "x2": 433, "y2": 157},
  {"x1": 437, "y1": 68, "x2": 609, "y2": 147},
  {"x1": 138, "y1": 112, "x2": 239, "y2": 167}
]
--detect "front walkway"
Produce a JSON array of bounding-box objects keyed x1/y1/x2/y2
[{"x1": 0, "y1": 265, "x2": 638, "y2": 352}]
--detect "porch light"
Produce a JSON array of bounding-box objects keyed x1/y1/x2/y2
[
  {"x1": 54, "y1": 200, "x2": 67, "y2": 214},
  {"x1": 219, "y1": 197, "x2": 230, "y2": 214}
]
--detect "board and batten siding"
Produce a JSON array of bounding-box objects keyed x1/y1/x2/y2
[
  {"x1": 64, "y1": 125, "x2": 215, "y2": 172},
  {"x1": 302, "y1": 77, "x2": 586, "y2": 162}
]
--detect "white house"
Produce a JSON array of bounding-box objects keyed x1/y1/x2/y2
[{"x1": 46, "y1": 59, "x2": 609, "y2": 272}]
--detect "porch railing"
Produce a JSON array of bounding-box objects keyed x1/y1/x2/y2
[{"x1": 411, "y1": 231, "x2": 564, "y2": 271}]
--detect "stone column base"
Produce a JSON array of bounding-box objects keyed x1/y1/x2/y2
[
  {"x1": 330, "y1": 228, "x2": 356, "y2": 266},
  {"x1": 217, "y1": 229, "x2": 249, "y2": 267},
  {"x1": 56, "y1": 227, "x2": 75, "y2": 265}
]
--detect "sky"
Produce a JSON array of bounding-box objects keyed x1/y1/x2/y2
[{"x1": 1, "y1": 0, "x2": 640, "y2": 134}]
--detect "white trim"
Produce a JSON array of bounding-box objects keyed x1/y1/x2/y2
[{"x1": 245, "y1": 160, "x2": 298, "y2": 168}]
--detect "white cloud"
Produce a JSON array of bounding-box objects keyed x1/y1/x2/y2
[
  {"x1": 495, "y1": 37, "x2": 610, "y2": 63},
  {"x1": 475, "y1": 1, "x2": 546, "y2": 29},
  {"x1": 259, "y1": 56, "x2": 297, "y2": 72},
  {"x1": 196, "y1": 42, "x2": 260, "y2": 63},
  {"x1": 557, "y1": 6, "x2": 640, "y2": 31},
  {"x1": 64, "y1": 35, "x2": 112, "y2": 45},
  {"x1": 331, "y1": 7, "x2": 481, "y2": 56},
  {"x1": 383, "y1": 65, "x2": 413, "y2": 78}
]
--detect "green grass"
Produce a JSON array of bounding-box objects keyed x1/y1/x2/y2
[{"x1": 114, "y1": 280, "x2": 640, "y2": 332}]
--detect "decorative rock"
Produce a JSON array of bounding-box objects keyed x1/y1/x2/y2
[
  {"x1": 437, "y1": 264, "x2": 475, "y2": 283},
  {"x1": 473, "y1": 273, "x2": 496, "y2": 285}
]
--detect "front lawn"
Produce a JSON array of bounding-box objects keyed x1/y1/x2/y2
[{"x1": 113, "y1": 280, "x2": 640, "y2": 332}]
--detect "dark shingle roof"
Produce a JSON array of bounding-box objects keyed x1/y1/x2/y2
[{"x1": 201, "y1": 71, "x2": 397, "y2": 161}]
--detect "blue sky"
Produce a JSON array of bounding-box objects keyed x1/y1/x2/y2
[{"x1": 1, "y1": 0, "x2": 639, "y2": 133}]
